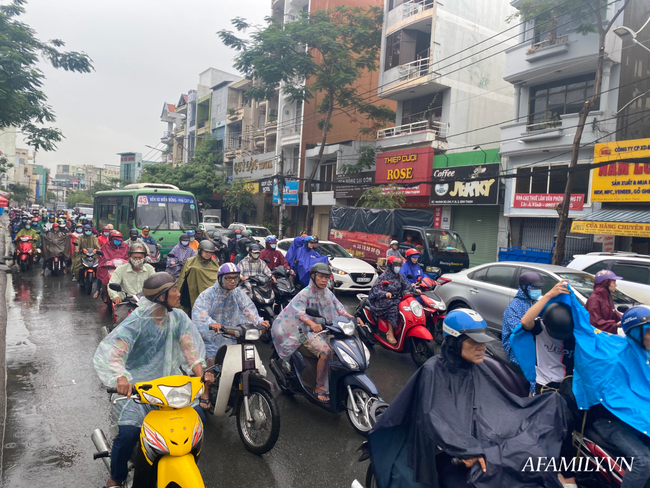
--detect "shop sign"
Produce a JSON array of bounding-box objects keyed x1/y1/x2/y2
[
  {"x1": 429, "y1": 163, "x2": 499, "y2": 205},
  {"x1": 245, "y1": 182, "x2": 259, "y2": 193},
  {"x1": 272, "y1": 180, "x2": 299, "y2": 206},
  {"x1": 594, "y1": 234, "x2": 615, "y2": 252},
  {"x1": 334, "y1": 171, "x2": 374, "y2": 199},
  {"x1": 260, "y1": 179, "x2": 273, "y2": 195},
  {"x1": 375, "y1": 147, "x2": 433, "y2": 197},
  {"x1": 593, "y1": 138, "x2": 650, "y2": 202},
  {"x1": 513, "y1": 193, "x2": 584, "y2": 210},
  {"x1": 433, "y1": 206, "x2": 442, "y2": 228},
  {"x1": 571, "y1": 220, "x2": 650, "y2": 238},
  {"x1": 233, "y1": 151, "x2": 275, "y2": 181}
]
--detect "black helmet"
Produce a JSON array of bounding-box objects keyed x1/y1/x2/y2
[
  {"x1": 542, "y1": 302, "x2": 574, "y2": 341},
  {"x1": 310, "y1": 263, "x2": 331, "y2": 281},
  {"x1": 519, "y1": 271, "x2": 544, "y2": 287},
  {"x1": 198, "y1": 240, "x2": 216, "y2": 253},
  {"x1": 143, "y1": 272, "x2": 176, "y2": 309},
  {"x1": 179, "y1": 233, "x2": 189, "y2": 242},
  {"x1": 129, "y1": 228, "x2": 139, "y2": 237},
  {"x1": 249, "y1": 243, "x2": 262, "y2": 253},
  {"x1": 310, "y1": 235, "x2": 319, "y2": 244},
  {"x1": 128, "y1": 242, "x2": 148, "y2": 256}
]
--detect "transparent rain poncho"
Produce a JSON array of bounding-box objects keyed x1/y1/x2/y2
[
  {"x1": 93, "y1": 298, "x2": 206, "y2": 427},
  {"x1": 192, "y1": 281, "x2": 263, "y2": 358}
]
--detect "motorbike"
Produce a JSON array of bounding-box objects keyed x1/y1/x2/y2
[
  {"x1": 101, "y1": 259, "x2": 128, "y2": 306},
  {"x1": 45, "y1": 252, "x2": 66, "y2": 277},
  {"x1": 92, "y1": 375, "x2": 206, "y2": 488},
  {"x1": 355, "y1": 283, "x2": 436, "y2": 367},
  {"x1": 244, "y1": 272, "x2": 277, "y2": 344},
  {"x1": 145, "y1": 242, "x2": 161, "y2": 270},
  {"x1": 412, "y1": 275, "x2": 447, "y2": 346},
  {"x1": 15, "y1": 235, "x2": 35, "y2": 273},
  {"x1": 268, "y1": 308, "x2": 387, "y2": 436},
  {"x1": 73, "y1": 242, "x2": 102, "y2": 295},
  {"x1": 107, "y1": 283, "x2": 142, "y2": 333},
  {"x1": 205, "y1": 322, "x2": 280, "y2": 454},
  {"x1": 271, "y1": 265, "x2": 296, "y2": 313}
]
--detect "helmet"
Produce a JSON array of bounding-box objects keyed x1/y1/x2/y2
[
  {"x1": 142, "y1": 225, "x2": 150, "y2": 230},
  {"x1": 49, "y1": 215, "x2": 55, "y2": 221},
  {"x1": 266, "y1": 235, "x2": 277, "y2": 242},
  {"x1": 129, "y1": 242, "x2": 147, "y2": 255},
  {"x1": 386, "y1": 255, "x2": 402, "y2": 266},
  {"x1": 235, "y1": 229, "x2": 242, "y2": 234},
  {"x1": 390, "y1": 240, "x2": 398, "y2": 246},
  {"x1": 32, "y1": 217, "x2": 38, "y2": 222},
  {"x1": 303, "y1": 235, "x2": 313, "y2": 243},
  {"x1": 102, "y1": 226, "x2": 110, "y2": 233},
  {"x1": 179, "y1": 233, "x2": 189, "y2": 242},
  {"x1": 541, "y1": 302, "x2": 574, "y2": 341},
  {"x1": 112, "y1": 231, "x2": 123, "y2": 241},
  {"x1": 594, "y1": 269, "x2": 623, "y2": 285},
  {"x1": 187, "y1": 230, "x2": 195, "y2": 236},
  {"x1": 129, "y1": 228, "x2": 139, "y2": 237},
  {"x1": 309, "y1": 263, "x2": 332, "y2": 281},
  {"x1": 218, "y1": 262, "x2": 240, "y2": 277},
  {"x1": 405, "y1": 248, "x2": 419, "y2": 258},
  {"x1": 442, "y1": 309, "x2": 493, "y2": 343},
  {"x1": 52, "y1": 223, "x2": 60, "y2": 229},
  {"x1": 143, "y1": 272, "x2": 176, "y2": 307},
  {"x1": 196, "y1": 228, "x2": 204, "y2": 234},
  {"x1": 242, "y1": 230, "x2": 250, "y2": 238},
  {"x1": 198, "y1": 240, "x2": 216, "y2": 253},
  {"x1": 519, "y1": 271, "x2": 544, "y2": 287},
  {"x1": 621, "y1": 306, "x2": 650, "y2": 348},
  {"x1": 249, "y1": 243, "x2": 262, "y2": 253},
  {"x1": 310, "y1": 236, "x2": 319, "y2": 244},
  {"x1": 83, "y1": 224, "x2": 91, "y2": 230}
]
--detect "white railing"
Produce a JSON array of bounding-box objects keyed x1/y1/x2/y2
[
  {"x1": 398, "y1": 56, "x2": 431, "y2": 81},
  {"x1": 529, "y1": 34, "x2": 569, "y2": 51},
  {"x1": 377, "y1": 119, "x2": 448, "y2": 139},
  {"x1": 403, "y1": 0, "x2": 434, "y2": 18}
]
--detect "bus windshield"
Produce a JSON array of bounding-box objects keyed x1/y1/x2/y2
[
  {"x1": 135, "y1": 194, "x2": 198, "y2": 230},
  {"x1": 425, "y1": 229, "x2": 468, "y2": 254}
]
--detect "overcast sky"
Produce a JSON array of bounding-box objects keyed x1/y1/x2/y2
[{"x1": 19, "y1": 0, "x2": 270, "y2": 172}]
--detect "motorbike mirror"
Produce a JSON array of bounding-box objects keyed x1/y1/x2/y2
[
  {"x1": 168, "y1": 253, "x2": 176, "y2": 258},
  {"x1": 72, "y1": 241, "x2": 78, "y2": 246},
  {"x1": 305, "y1": 307, "x2": 322, "y2": 318},
  {"x1": 471, "y1": 243, "x2": 476, "y2": 252},
  {"x1": 96, "y1": 250, "x2": 104, "y2": 256},
  {"x1": 109, "y1": 283, "x2": 123, "y2": 292},
  {"x1": 158, "y1": 237, "x2": 164, "y2": 241}
]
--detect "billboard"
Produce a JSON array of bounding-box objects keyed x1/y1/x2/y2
[
  {"x1": 429, "y1": 163, "x2": 499, "y2": 205},
  {"x1": 375, "y1": 147, "x2": 433, "y2": 196},
  {"x1": 272, "y1": 180, "x2": 299, "y2": 206},
  {"x1": 592, "y1": 138, "x2": 650, "y2": 202}
]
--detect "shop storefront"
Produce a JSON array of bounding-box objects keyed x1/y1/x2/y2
[
  {"x1": 375, "y1": 146, "x2": 433, "y2": 208},
  {"x1": 233, "y1": 151, "x2": 276, "y2": 223}
]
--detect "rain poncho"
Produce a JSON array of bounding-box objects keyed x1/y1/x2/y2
[
  {"x1": 400, "y1": 259, "x2": 423, "y2": 284},
  {"x1": 585, "y1": 283, "x2": 622, "y2": 333},
  {"x1": 192, "y1": 281, "x2": 263, "y2": 357},
  {"x1": 177, "y1": 254, "x2": 220, "y2": 315},
  {"x1": 290, "y1": 238, "x2": 328, "y2": 287},
  {"x1": 71, "y1": 233, "x2": 100, "y2": 279},
  {"x1": 40, "y1": 230, "x2": 71, "y2": 261},
  {"x1": 369, "y1": 267, "x2": 411, "y2": 328},
  {"x1": 93, "y1": 298, "x2": 206, "y2": 426},
  {"x1": 15, "y1": 227, "x2": 40, "y2": 246},
  {"x1": 285, "y1": 236, "x2": 303, "y2": 268},
  {"x1": 501, "y1": 288, "x2": 534, "y2": 364},
  {"x1": 368, "y1": 339, "x2": 567, "y2": 488},
  {"x1": 260, "y1": 241, "x2": 289, "y2": 270},
  {"x1": 97, "y1": 241, "x2": 129, "y2": 284},
  {"x1": 165, "y1": 242, "x2": 196, "y2": 279}
]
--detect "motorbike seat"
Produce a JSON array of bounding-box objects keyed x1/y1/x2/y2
[
  {"x1": 583, "y1": 427, "x2": 626, "y2": 459},
  {"x1": 485, "y1": 340, "x2": 525, "y2": 377}
]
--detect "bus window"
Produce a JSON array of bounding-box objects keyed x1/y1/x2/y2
[
  {"x1": 169, "y1": 197, "x2": 198, "y2": 230},
  {"x1": 137, "y1": 201, "x2": 167, "y2": 229}
]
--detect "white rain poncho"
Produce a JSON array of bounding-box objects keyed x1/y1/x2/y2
[
  {"x1": 192, "y1": 282, "x2": 263, "y2": 358},
  {"x1": 271, "y1": 280, "x2": 348, "y2": 361},
  {"x1": 93, "y1": 298, "x2": 206, "y2": 426}
]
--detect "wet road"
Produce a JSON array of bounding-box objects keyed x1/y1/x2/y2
[{"x1": 2, "y1": 269, "x2": 418, "y2": 488}]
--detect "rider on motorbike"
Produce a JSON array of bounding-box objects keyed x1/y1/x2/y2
[
  {"x1": 234, "y1": 230, "x2": 252, "y2": 264},
  {"x1": 139, "y1": 225, "x2": 161, "y2": 249},
  {"x1": 93, "y1": 272, "x2": 212, "y2": 488},
  {"x1": 400, "y1": 248, "x2": 424, "y2": 285},
  {"x1": 14, "y1": 220, "x2": 39, "y2": 244},
  {"x1": 239, "y1": 243, "x2": 273, "y2": 284},
  {"x1": 71, "y1": 224, "x2": 100, "y2": 283},
  {"x1": 192, "y1": 262, "x2": 270, "y2": 411},
  {"x1": 289, "y1": 236, "x2": 328, "y2": 287},
  {"x1": 95, "y1": 232, "x2": 129, "y2": 300},
  {"x1": 228, "y1": 229, "x2": 243, "y2": 261},
  {"x1": 97, "y1": 226, "x2": 111, "y2": 248},
  {"x1": 368, "y1": 256, "x2": 412, "y2": 345},
  {"x1": 127, "y1": 228, "x2": 149, "y2": 256},
  {"x1": 187, "y1": 230, "x2": 198, "y2": 252},
  {"x1": 165, "y1": 233, "x2": 196, "y2": 279},
  {"x1": 272, "y1": 263, "x2": 360, "y2": 403},
  {"x1": 108, "y1": 242, "x2": 155, "y2": 325},
  {"x1": 367, "y1": 309, "x2": 568, "y2": 488},
  {"x1": 176, "y1": 240, "x2": 220, "y2": 315},
  {"x1": 259, "y1": 236, "x2": 291, "y2": 272}
]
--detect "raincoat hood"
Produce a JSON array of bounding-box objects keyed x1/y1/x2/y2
[
  {"x1": 289, "y1": 238, "x2": 328, "y2": 287},
  {"x1": 97, "y1": 240, "x2": 129, "y2": 284}
]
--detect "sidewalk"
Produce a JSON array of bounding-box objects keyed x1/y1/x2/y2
[{"x1": 0, "y1": 212, "x2": 9, "y2": 478}]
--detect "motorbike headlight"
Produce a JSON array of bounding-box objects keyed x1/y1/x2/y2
[
  {"x1": 142, "y1": 422, "x2": 170, "y2": 456},
  {"x1": 331, "y1": 267, "x2": 347, "y2": 276},
  {"x1": 338, "y1": 319, "x2": 355, "y2": 336},
  {"x1": 245, "y1": 328, "x2": 261, "y2": 341},
  {"x1": 141, "y1": 391, "x2": 164, "y2": 405},
  {"x1": 193, "y1": 386, "x2": 204, "y2": 400},
  {"x1": 336, "y1": 347, "x2": 359, "y2": 370},
  {"x1": 158, "y1": 382, "x2": 193, "y2": 408},
  {"x1": 362, "y1": 343, "x2": 371, "y2": 366},
  {"x1": 436, "y1": 301, "x2": 447, "y2": 311},
  {"x1": 409, "y1": 301, "x2": 423, "y2": 317}
]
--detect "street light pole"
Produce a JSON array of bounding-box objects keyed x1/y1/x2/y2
[{"x1": 614, "y1": 17, "x2": 650, "y2": 54}]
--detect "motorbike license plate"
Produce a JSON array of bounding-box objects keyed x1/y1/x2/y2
[{"x1": 356, "y1": 277, "x2": 371, "y2": 283}]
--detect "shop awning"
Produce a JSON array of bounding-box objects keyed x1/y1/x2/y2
[{"x1": 571, "y1": 207, "x2": 650, "y2": 237}]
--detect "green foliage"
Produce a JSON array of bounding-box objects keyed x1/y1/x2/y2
[
  {"x1": 0, "y1": 155, "x2": 14, "y2": 175},
  {"x1": 356, "y1": 185, "x2": 406, "y2": 209},
  {"x1": 9, "y1": 183, "x2": 31, "y2": 204},
  {"x1": 0, "y1": 0, "x2": 93, "y2": 151},
  {"x1": 66, "y1": 190, "x2": 92, "y2": 208},
  {"x1": 339, "y1": 145, "x2": 376, "y2": 175},
  {"x1": 220, "y1": 179, "x2": 258, "y2": 222},
  {"x1": 44, "y1": 190, "x2": 56, "y2": 202}
]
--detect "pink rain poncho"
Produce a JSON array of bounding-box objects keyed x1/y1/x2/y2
[{"x1": 97, "y1": 241, "x2": 129, "y2": 284}]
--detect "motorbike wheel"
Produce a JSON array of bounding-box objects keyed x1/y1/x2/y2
[
  {"x1": 52, "y1": 264, "x2": 59, "y2": 277},
  {"x1": 431, "y1": 319, "x2": 444, "y2": 345},
  {"x1": 346, "y1": 387, "x2": 373, "y2": 436},
  {"x1": 86, "y1": 276, "x2": 94, "y2": 295},
  {"x1": 410, "y1": 337, "x2": 435, "y2": 367},
  {"x1": 20, "y1": 261, "x2": 28, "y2": 273},
  {"x1": 236, "y1": 386, "x2": 280, "y2": 455},
  {"x1": 365, "y1": 464, "x2": 378, "y2": 488}
]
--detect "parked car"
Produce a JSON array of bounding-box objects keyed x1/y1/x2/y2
[
  {"x1": 277, "y1": 238, "x2": 378, "y2": 292},
  {"x1": 199, "y1": 222, "x2": 224, "y2": 232},
  {"x1": 435, "y1": 262, "x2": 638, "y2": 338},
  {"x1": 227, "y1": 223, "x2": 271, "y2": 245},
  {"x1": 566, "y1": 252, "x2": 650, "y2": 304}
]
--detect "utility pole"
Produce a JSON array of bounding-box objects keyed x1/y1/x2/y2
[{"x1": 278, "y1": 152, "x2": 285, "y2": 239}]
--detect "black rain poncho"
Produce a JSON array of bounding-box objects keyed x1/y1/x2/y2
[{"x1": 368, "y1": 339, "x2": 567, "y2": 488}]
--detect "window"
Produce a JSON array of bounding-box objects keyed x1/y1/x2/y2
[
  {"x1": 278, "y1": 241, "x2": 291, "y2": 251},
  {"x1": 611, "y1": 262, "x2": 650, "y2": 285},
  {"x1": 470, "y1": 267, "x2": 487, "y2": 281},
  {"x1": 385, "y1": 31, "x2": 401, "y2": 70},
  {"x1": 484, "y1": 266, "x2": 517, "y2": 288},
  {"x1": 388, "y1": 0, "x2": 405, "y2": 10},
  {"x1": 515, "y1": 163, "x2": 590, "y2": 198},
  {"x1": 315, "y1": 161, "x2": 335, "y2": 192},
  {"x1": 385, "y1": 29, "x2": 430, "y2": 71},
  {"x1": 401, "y1": 92, "x2": 443, "y2": 126},
  {"x1": 528, "y1": 74, "x2": 598, "y2": 129},
  {"x1": 584, "y1": 261, "x2": 611, "y2": 275}
]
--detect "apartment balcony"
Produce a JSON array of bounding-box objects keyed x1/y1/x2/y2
[
  {"x1": 227, "y1": 107, "x2": 245, "y2": 124},
  {"x1": 161, "y1": 131, "x2": 174, "y2": 145},
  {"x1": 377, "y1": 120, "x2": 448, "y2": 150},
  {"x1": 500, "y1": 111, "x2": 615, "y2": 157},
  {"x1": 280, "y1": 124, "x2": 301, "y2": 147},
  {"x1": 379, "y1": 57, "x2": 442, "y2": 99},
  {"x1": 386, "y1": 0, "x2": 435, "y2": 34},
  {"x1": 196, "y1": 120, "x2": 210, "y2": 136}
]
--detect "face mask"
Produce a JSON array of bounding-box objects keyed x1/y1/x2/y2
[
  {"x1": 130, "y1": 257, "x2": 145, "y2": 270},
  {"x1": 103, "y1": 232, "x2": 110, "y2": 237},
  {"x1": 84, "y1": 230, "x2": 91, "y2": 236},
  {"x1": 25, "y1": 225, "x2": 31, "y2": 229},
  {"x1": 393, "y1": 266, "x2": 401, "y2": 274},
  {"x1": 180, "y1": 240, "x2": 189, "y2": 247},
  {"x1": 236, "y1": 234, "x2": 241, "y2": 240},
  {"x1": 528, "y1": 289, "x2": 542, "y2": 301},
  {"x1": 251, "y1": 252, "x2": 260, "y2": 260},
  {"x1": 270, "y1": 244, "x2": 277, "y2": 249},
  {"x1": 130, "y1": 236, "x2": 137, "y2": 241},
  {"x1": 189, "y1": 237, "x2": 195, "y2": 242},
  {"x1": 76, "y1": 228, "x2": 82, "y2": 233},
  {"x1": 113, "y1": 240, "x2": 122, "y2": 246}
]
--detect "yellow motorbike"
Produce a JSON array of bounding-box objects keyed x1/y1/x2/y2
[{"x1": 92, "y1": 375, "x2": 205, "y2": 488}]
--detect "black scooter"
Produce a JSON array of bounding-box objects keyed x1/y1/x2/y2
[
  {"x1": 271, "y1": 265, "x2": 296, "y2": 313},
  {"x1": 268, "y1": 308, "x2": 387, "y2": 435}
]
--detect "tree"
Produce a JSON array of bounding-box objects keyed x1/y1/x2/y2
[
  {"x1": 9, "y1": 183, "x2": 31, "y2": 204},
  {"x1": 66, "y1": 190, "x2": 92, "y2": 208},
  {"x1": 219, "y1": 7, "x2": 395, "y2": 233},
  {"x1": 220, "y1": 179, "x2": 258, "y2": 222},
  {"x1": 357, "y1": 185, "x2": 406, "y2": 209},
  {"x1": 0, "y1": 154, "x2": 14, "y2": 177},
  {"x1": 44, "y1": 190, "x2": 56, "y2": 202},
  {"x1": 0, "y1": 0, "x2": 93, "y2": 151},
  {"x1": 512, "y1": 0, "x2": 631, "y2": 265}
]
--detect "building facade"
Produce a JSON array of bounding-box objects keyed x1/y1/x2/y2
[{"x1": 118, "y1": 152, "x2": 141, "y2": 183}]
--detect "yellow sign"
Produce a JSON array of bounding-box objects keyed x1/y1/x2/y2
[
  {"x1": 384, "y1": 153, "x2": 418, "y2": 164},
  {"x1": 244, "y1": 182, "x2": 259, "y2": 193},
  {"x1": 592, "y1": 138, "x2": 650, "y2": 202},
  {"x1": 571, "y1": 220, "x2": 650, "y2": 238}
]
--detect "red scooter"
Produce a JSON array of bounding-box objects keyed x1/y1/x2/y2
[
  {"x1": 413, "y1": 276, "x2": 447, "y2": 346},
  {"x1": 356, "y1": 284, "x2": 435, "y2": 367},
  {"x1": 15, "y1": 235, "x2": 35, "y2": 273}
]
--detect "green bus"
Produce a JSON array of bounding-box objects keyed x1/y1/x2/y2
[{"x1": 93, "y1": 183, "x2": 200, "y2": 260}]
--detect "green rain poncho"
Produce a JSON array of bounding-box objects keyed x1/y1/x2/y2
[
  {"x1": 93, "y1": 298, "x2": 206, "y2": 426},
  {"x1": 176, "y1": 255, "x2": 220, "y2": 315},
  {"x1": 71, "y1": 233, "x2": 100, "y2": 279}
]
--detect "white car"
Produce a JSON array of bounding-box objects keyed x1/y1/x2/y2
[
  {"x1": 228, "y1": 223, "x2": 271, "y2": 245},
  {"x1": 277, "y1": 238, "x2": 378, "y2": 292},
  {"x1": 199, "y1": 222, "x2": 223, "y2": 232},
  {"x1": 567, "y1": 252, "x2": 650, "y2": 304}
]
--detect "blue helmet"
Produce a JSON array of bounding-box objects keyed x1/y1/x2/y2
[
  {"x1": 442, "y1": 309, "x2": 494, "y2": 343},
  {"x1": 266, "y1": 235, "x2": 277, "y2": 242},
  {"x1": 187, "y1": 230, "x2": 195, "y2": 236},
  {"x1": 621, "y1": 306, "x2": 650, "y2": 349},
  {"x1": 83, "y1": 224, "x2": 92, "y2": 229}
]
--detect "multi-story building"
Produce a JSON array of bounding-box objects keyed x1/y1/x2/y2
[
  {"x1": 499, "y1": 0, "x2": 631, "y2": 259},
  {"x1": 118, "y1": 152, "x2": 142, "y2": 183},
  {"x1": 0, "y1": 127, "x2": 18, "y2": 188}
]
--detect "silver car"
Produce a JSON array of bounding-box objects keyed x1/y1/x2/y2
[{"x1": 435, "y1": 262, "x2": 637, "y2": 338}]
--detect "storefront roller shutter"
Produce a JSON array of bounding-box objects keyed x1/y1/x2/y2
[{"x1": 452, "y1": 206, "x2": 500, "y2": 267}]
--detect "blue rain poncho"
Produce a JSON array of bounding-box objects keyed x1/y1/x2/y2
[
  {"x1": 292, "y1": 240, "x2": 328, "y2": 287},
  {"x1": 192, "y1": 281, "x2": 264, "y2": 358},
  {"x1": 399, "y1": 259, "x2": 423, "y2": 284},
  {"x1": 93, "y1": 298, "x2": 206, "y2": 427}
]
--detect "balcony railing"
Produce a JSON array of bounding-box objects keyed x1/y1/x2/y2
[
  {"x1": 377, "y1": 119, "x2": 448, "y2": 139},
  {"x1": 528, "y1": 34, "x2": 569, "y2": 52},
  {"x1": 398, "y1": 56, "x2": 431, "y2": 81},
  {"x1": 403, "y1": 0, "x2": 434, "y2": 18},
  {"x1": 526, "y1": 118, "x2": 562, "y2": 132}
]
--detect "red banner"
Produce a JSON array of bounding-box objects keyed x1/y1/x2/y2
[
  {"x1": 433, "y1": 206, "x2": 442, "y2": 228},
  {"x1": 375, "y1": 147, "x2": 433, "y2": 196},
  {"x1": 328, "y1": 228, "x2": 389, "y2": 264},
  {"x1": 513, "y1": 193, "x2": 585, "y2": 210}
]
